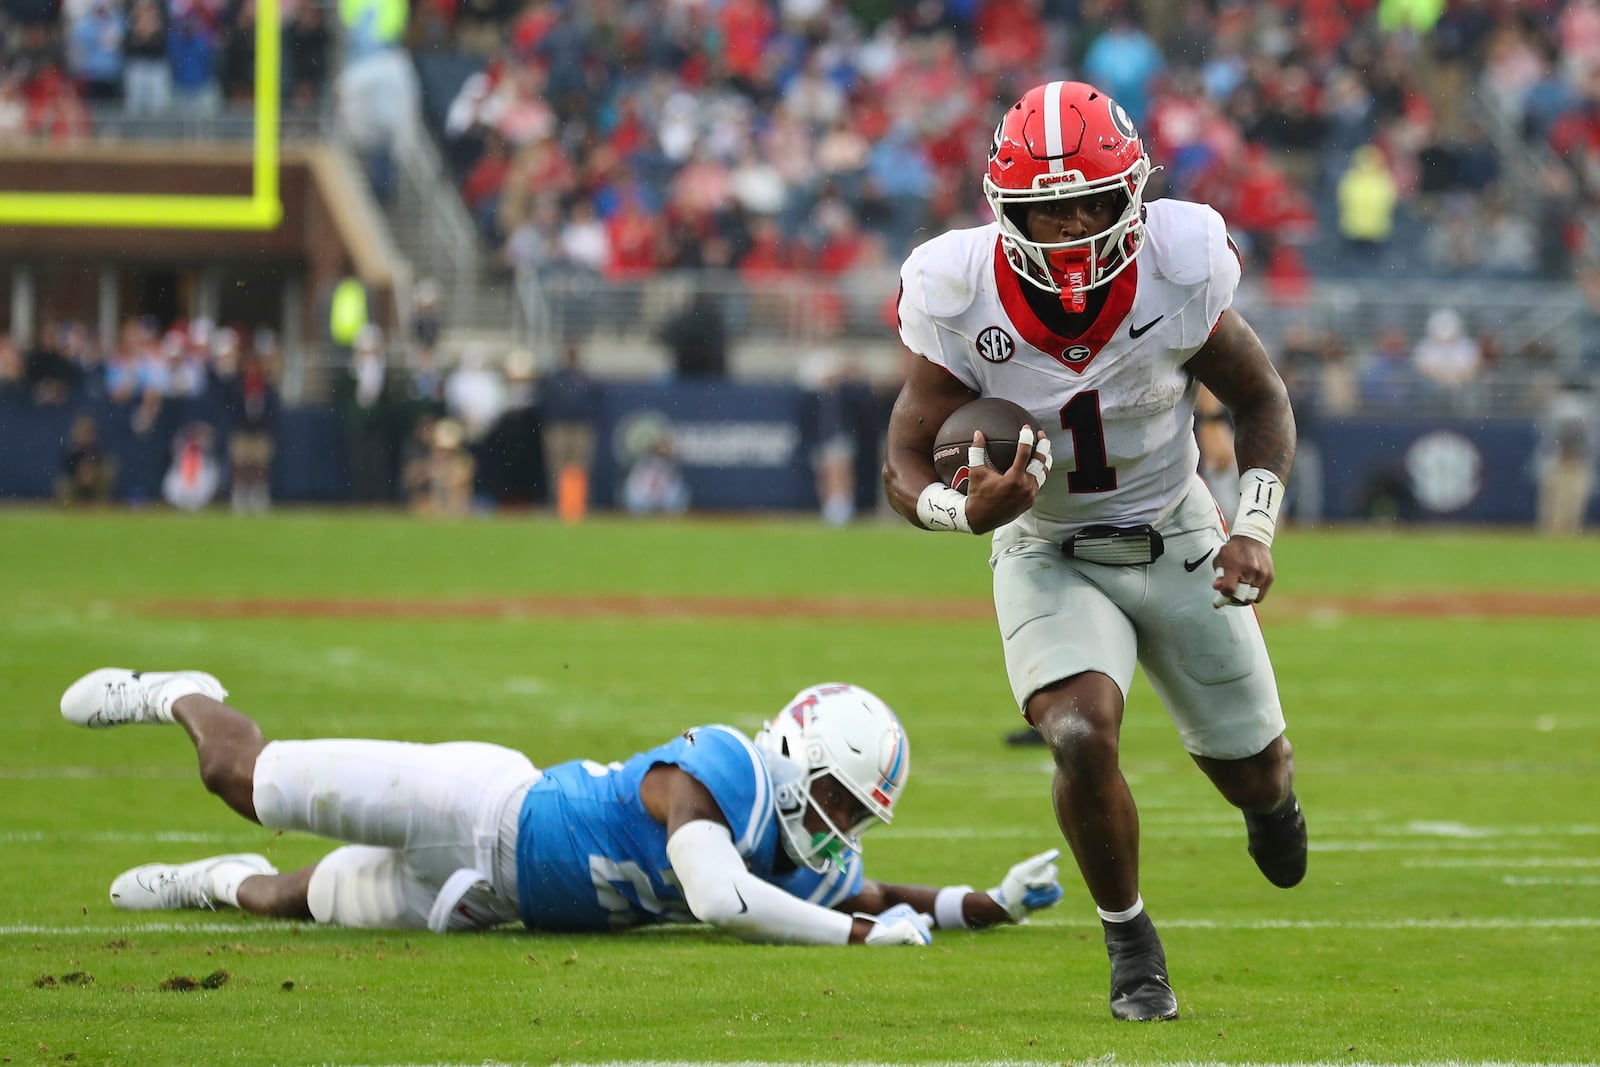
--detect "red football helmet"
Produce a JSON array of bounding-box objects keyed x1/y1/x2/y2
[{"x1": 984, "y1": 81, "x2": 1153, "y2": 308}]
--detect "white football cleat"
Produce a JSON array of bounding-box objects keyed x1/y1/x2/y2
[
  {"x1": 110, "y1": 854, "x2": 277, "y2": 911},
  {"x1": 60, "y1": 668, "x2": 228, "y2": 728}
]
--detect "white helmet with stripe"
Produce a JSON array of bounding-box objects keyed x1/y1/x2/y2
[{"x1": 753, "y1": 683, "x2": 910, "y2": 872}]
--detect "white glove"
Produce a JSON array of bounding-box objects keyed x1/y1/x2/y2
[
  {"x1": 987, "y1": 848, "x2": 1065, "y2": 922},
  {"x1": 860, "y1": 902, "x2": 934, "y2": 946}
]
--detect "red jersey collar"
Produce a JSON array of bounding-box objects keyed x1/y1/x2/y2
[{"x1": 992, "y1": 237, "x2": 1138, "y2": 373}]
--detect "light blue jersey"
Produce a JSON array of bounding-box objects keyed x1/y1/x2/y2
[{"x1": 514, "y1": 725, "x2": 863, "y2": 931}]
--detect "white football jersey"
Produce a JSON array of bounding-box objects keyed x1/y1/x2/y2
[{"x1": 897, "y1": 198, "x2": 1241, "y2": 542}]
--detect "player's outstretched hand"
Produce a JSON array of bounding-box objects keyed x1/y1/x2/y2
[
  {"x1": 964, "y1": 428, "x2": 1053, "y2": 534},
  {"x1": 987, "y1": 848, "x2": 1065, "y2": 922},
  {"x1": 861, "y1": 902, "x2": 934, "y2": 946},
  {"x1": 1211, "y1": 534, "x2": 1276, "y2": 609}
]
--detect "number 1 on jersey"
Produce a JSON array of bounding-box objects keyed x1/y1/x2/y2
[{"x1": 1058, "y1": 391, "x2": 1117, "y2": 493}]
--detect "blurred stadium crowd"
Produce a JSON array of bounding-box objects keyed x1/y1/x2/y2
[
  {"x1": 402, "y1": 0, "x2": 1600, "y2": 288},
  {"x1": 10, "y1": 0, "x2": 1600, "y2": 284},
  {"x1": 3, "y1": 0, "x2": 1600, "y2": 521},
  {"x1": 0, "y1": 0, "x2": 331, "y2": 132}
]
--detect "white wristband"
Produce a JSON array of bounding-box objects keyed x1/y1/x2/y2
[
  {"x1": 934, "y1": 885, "x2": 974, "y2": 929},
  {"x1": 916, "y1": 483, "x2": 972, "y2": 533},
  {"x1": 1231, "y1": 468, "x2": 1285, "y2": 547}
]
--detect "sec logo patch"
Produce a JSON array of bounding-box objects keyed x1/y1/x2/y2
[{"x1": 976, "y1": 326, "x2": 1015, "y2": 363}]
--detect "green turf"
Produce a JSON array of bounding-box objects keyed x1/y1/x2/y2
[{"x1": 2, "y1": 508, "x2": 1597, "y2": 1065}]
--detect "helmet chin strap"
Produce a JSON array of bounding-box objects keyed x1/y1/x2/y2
[{"x1": 1048, "y1": 247, "x2": 1093, "y2": 313}]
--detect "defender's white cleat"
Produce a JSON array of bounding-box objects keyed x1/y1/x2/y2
[
  {"x1": 60, "y1": 668, "x2": 228, "y2": 728},
  {"x1": 110, "y1": 854, "x2": 277, "y2": 911}
]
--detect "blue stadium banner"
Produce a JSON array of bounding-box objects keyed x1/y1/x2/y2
[
  {"x1": 590, "y1": 382, "x2": 815, "y2": 511},
  {"x1": 1314, "y1": 417, "x2": 1540, "y2": 524}
]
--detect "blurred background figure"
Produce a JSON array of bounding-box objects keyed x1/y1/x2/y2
[
  {"x1": 1195, "y1": 386, "x2": 1240, "y2": 507},
  {"x1": 444, "y1": 344, "x2": 509, "y2": 511},
  {"x1": 57, "y1": 413, "x2": 117, "y2": 506},
  {"x1": 475, "y1": 348, "x2": 546, "y2": 511},
  {"x1": 341, "y1": 325, "x2": 400, "y2": 503},
  {"x1": 1534, "y1": 379, "x2": 1599, "y2": 534},
  {"x1": 218, "y1": 336, "x2": 281, "y2": 515},
  {"x1": 161, "y1": 422, "x2": 221, "y2": 512},
  {"x1": 1336, "y1": 144, "x2": 1398, "y2": 265},
  {"x1": 539, "y1": 343, "x2": 600, "y2": 523},
  {"x1": 622, "y1": 425, "x2": 690, "y2": 516},
  {"x1": 335, "y1": 0, "x2": 418, "y2": 205},
  {"x1": 412, "y1": 278, "x2": 444, "y2": 353},
  {"x1": 800, "y1": 349, "x2": 867, "y2": 527},
  {"x1": 24, "y1": 322, "x2": 76, "y2": 407},
  {"x1": 411, "y1": 417, "x2": 475, "y2": 516},
  {"x1": 444, "y1": 343, "x2": 509, "y2": 449},
  {"x1": 1413, "y1": 308, "x2": 1483, "y2": 401},
  {"x1": 658, "y1": 292, "x2": 728, "y2": 380}
]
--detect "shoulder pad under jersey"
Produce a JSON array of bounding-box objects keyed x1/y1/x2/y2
[
  {"x1": 900, "y1": 226, "x2": 995, "y2": 320},
  {"x1": 665, "y1": 725, "x2": 776, "y2": 855},
  {"x1": 1141, "y1": 199, "x2": 1239, "y2": 291}
]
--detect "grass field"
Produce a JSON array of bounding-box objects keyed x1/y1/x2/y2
[{"x1": 2, "y1": 508, "x2": 1597, "y2": 1067}]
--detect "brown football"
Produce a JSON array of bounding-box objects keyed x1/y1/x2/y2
[{"x1": 933, "y1": 397, "x2": 1037, "y2": 493}]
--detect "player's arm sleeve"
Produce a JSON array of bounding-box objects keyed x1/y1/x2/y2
[{"x1": 667, "y1": 820, "x2": 855, "y2": 945}]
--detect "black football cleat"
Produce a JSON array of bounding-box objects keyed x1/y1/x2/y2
[
  {"x1": 1104, "y1": 912, "x2": 1180, "y2": 1021},
  {"x1": 1003, "y1": 725, "x2": 1047, "y2": 747},
  {"x1": 1245, "y1": 792, "x2": 1308, "y2": 889}
]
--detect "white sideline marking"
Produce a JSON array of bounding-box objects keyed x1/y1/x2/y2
[
  {"x1": 1122, "y1": 917, "x2": 1600, "y2": 931},
  {"x1": 333, "y1": 1061, "x2": 1600, "y2": 1067},
  {"x1": 2, "y1": 831, "x2": 245, "y2": 844},
  {"x1": 6, "y1": 916, "x2": 1600, "y2": 938},
  {"x1": 1407, "y1": 857, "x2": 1600, "y2": 868},
  {"x1": 0, "y1": 921, "x2": 314, "y2": 935},
  {"x1": 0, "y1": 766, "x2": 190, "y2": 780},
  {"x1": 7, "y1": 829, "x2": 1596, "y2": 854},
  {"x1": 519, "y1": 1062, "x2": 1600, "y2": 1067}
]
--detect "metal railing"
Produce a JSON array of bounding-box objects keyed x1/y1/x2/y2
[{"x1": 512, "y1": 267, "x2": 1591, "y2": 406}]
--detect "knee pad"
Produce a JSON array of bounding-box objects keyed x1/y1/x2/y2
[{"x1": 306, "y1": 845, "x2": 426, "y2": 929}]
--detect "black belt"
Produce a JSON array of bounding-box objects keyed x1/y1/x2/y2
[{"x1": 1062, "y1": 524, "x2": 1165, "y2": 565}]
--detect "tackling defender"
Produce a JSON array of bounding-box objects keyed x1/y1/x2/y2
[
  {"x1": 883, "y1": 81, "x2": 1308, "y2": 1019},
  {"x1": 60, "y1": 669, "x2": 1063, "y2": 944}
]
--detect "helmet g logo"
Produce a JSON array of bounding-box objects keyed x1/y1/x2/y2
[{"x1": 1109, "y1": 100, "x2": 1137, "y2": 141}]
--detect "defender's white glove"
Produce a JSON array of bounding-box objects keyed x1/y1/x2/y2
[
  {"x1": 860, "y1": 903, "x2": 934, "y2": 946},
  {"x1": 987, "y1": 848, "x2": 1065, "y2": 922}
]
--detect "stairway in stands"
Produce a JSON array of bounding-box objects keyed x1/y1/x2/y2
[{"x1": 382, "y1": 123, "x2": 521, "y2": 356}]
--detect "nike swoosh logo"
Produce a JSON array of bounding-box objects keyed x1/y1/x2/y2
[
  {"x1": 733, "y1": 886, "x2": 749, "y2": 914},
  {"x1": 1182, "y1": 550, "x2": 1214, "y2": 572},
  {"x1": 1129, "y1": 315, "x2": 1164, "y2": 339}
]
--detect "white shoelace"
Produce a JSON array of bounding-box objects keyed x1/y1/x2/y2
[{"x1": 100, "y1": 680, "x2": 152, "y2": 720}]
